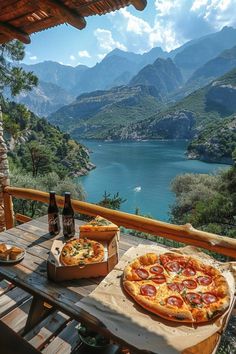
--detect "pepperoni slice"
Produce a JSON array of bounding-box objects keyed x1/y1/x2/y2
[
  {"x1": 182, "y1": 267, "x2": 196, "y2": 277},
  {"x1": 167, "y1": 296, "x2": 183, "y2": 308},
  {"x1": 140, "y1": 284, "x2": 156, "y2": 297},
  {"x1": 185, "y1": 292, "x2": 202, "y2": 305},
  {"x1": 135, "y1": 268, "x2": 149, "y2": 279},
  {"x1": 197, "y1": 276, "x2": 212, "y2": 286},
  {"x1": 167, "y1": 283, "x2": 184, "y2": 292},
  {"x1": 165, "y1": 261, "x2": 182, "y2": 273},
  {"x1": 150, "y1": 265, "x2": 164, "y2": 274},
  {"x1": 202, "y1": 293, "x2": 217, "y2": 304},
  {"x1": 152, "y1": 274, "x2": 166, "y2": 284},
  {"x1": 182, "y1": 279, "x2": 197, "y2": 289}
]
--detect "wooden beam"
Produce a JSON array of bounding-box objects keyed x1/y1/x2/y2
[
  {"x1": 3, "y1": 189, "x2": 14, "y2": 230},
  {"x1": 38, "y1": 0, "x2": 86, "y2": 30},
  {"x1": 4, "y1": 186, "x2": 236, "y2": 258},
  {"x1": 0, "y1": 22, "x2": 30, "y2": 44},
  {"x1": 15, "y1": 213, "x2": 32, "y2": 224},
  {"x1": 131, "y1": 0, "x2": 147, "y2": 11}
]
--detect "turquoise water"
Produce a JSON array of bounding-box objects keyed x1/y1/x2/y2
[{"x1": 79, "y1": 141, "x2": 229, "y2": 221}]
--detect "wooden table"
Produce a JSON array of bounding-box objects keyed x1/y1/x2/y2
[
  {"x1": 0, "y1": 216, "x2": 235, "y2": 354},
  {"x1": 0, "y1": 216, "x2": 158, "y2": 353}
]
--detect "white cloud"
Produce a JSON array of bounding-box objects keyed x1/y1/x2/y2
[
  {"x1": 78, "y1": 50, "x2": 91, "y2": 58},
  {"x1": 155, "y1": 0, "x2": 180, "y2": 16},
  {"x1": 203, "y1": 0, "x2": 236, "y2": 28},
  {"x1": 94, "y1": 28, "x2": 127, "y2": 54},
  {"x1": 70, "y1": 55, "x2": 76, "y2": 60},
  {"x1": 119, "y1": 8, "x2": 151, "y2": 35},
  {"x1": 108, "y1": 0, "x2": 236, "y2": 54},
  {"x1": 29, "y1": 55, "x2": 37, "y2": 61},
  {"x1": 191, "y1": 0, "x2": 209, "y2": 12}
]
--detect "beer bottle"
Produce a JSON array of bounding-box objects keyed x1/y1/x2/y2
[
  {"x1": 48, "y1": 191, "x2": 60, "y2": 236},
  {"x1": 62, "y1": 192, "x2": 75, "y2": 239}
]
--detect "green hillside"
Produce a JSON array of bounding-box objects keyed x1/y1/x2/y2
[
  {"x1": 49, "y1": 85, "x2": 162, "y2": 139},
  {"x1": 2, "y1": 100, "x2": 93, "y2": 178}
]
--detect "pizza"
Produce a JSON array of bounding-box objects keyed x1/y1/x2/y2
[
  {"x1": 60, "y1": 238, "x2": 104, "y2": 266},
  {"x1": 79, "y1": 216, "x2": 118, "y2": 233},
  {"x1": 123, "y1": 252, "x2": 230, "y2": 323}
]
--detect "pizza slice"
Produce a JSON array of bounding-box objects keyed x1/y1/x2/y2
[
  {"x1": 123, "y1": 279, "x2": 194, "y2": 322},
  {"x1": 171, "y1": 258, "x2": 231, "y2": 322},
  {"x1": 123, "y1": 253, "x2": 170, "y2": 283},
  {"x1": 79, "y1": 216, "x2": 119, "y2": 238}
]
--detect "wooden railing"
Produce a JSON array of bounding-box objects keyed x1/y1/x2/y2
[{"x1": 3, "y1": 186, "x2": 236, "y2": 258}]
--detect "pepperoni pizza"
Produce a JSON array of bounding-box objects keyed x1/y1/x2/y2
[{"x1": 123, "y1": 252, "x2": 230, "y2": 323}]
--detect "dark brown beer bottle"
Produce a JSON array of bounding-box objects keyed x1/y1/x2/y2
[
  {"x1": 62, "y1": 192, "x2": 75, "y2": 239},
  {"x1": 48, "y1": 191, "x2": 60, "y2": 236}
]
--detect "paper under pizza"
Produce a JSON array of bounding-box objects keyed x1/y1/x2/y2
[
  {"x1": 60, "y1": 238, "x2": 104, "y2": 266},
  {"x1": 123, "y1": 252, "x2": 230, "y2": 323}
]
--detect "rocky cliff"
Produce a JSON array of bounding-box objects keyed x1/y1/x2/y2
[{"x1": 105, "y1": 110, "x2": 196, "y2": 140}]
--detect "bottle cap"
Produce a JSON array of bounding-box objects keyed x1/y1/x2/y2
[
  {"x1": 64, "y1": 192, "x2": 71, "y2": 196},
  {"x1": 49, "y1": 191, "x2": 56, "y2": 194}
]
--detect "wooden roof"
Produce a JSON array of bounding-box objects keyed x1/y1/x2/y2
[{"x1": 0, "y1": 0, "x2": 147, "y2": 44}]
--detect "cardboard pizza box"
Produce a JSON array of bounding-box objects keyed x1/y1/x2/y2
[
  {"x1": 79, "y1": 229, "x2": 120, "y2": 241},
  {"x1": 47, "y1": 231, "x2": 119, "y2": 282}
]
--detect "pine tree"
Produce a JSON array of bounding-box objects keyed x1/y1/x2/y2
[{"x1": 0, "y1": 40, "x2": 38, "y2": 99}]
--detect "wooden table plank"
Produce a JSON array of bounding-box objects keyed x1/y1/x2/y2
[
  {"x1": 0, "y1": 287, "x2": 31, "y2": 318},
  {"x1": 1, "y1": 297, "x2": 32, "y2": 333},
  {"x1": 0, "y1": 279, "x2": 14, "y2": 295},
  {"x1": 24, "y1": 311, "x2": 70, "y2": 351},
  {"x1": 42, "y1": 320, "x2": 80, "y2": 354}
]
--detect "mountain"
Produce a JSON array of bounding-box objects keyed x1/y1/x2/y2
[
  {"x1": 174, "y1": 26, "x2": 236, "y2": 79},
  {"x1": 13, "y1": 26, "x2": 236, "y2": 118},
  {"x1": 48, "y1": 85, "x2": 162, "y2": 139},
  {"x1": 21, "y1": 61, "x2": 88, "y2": 92},
  {"x1": 103, "y1": 68, "x2": 236, "y2": 163},
  {"x1": 10, "y1": 81, "x2": 75, "y2": 117},
  {"x1": 73, "y1": 54, "x2": 140, "y2": 95},
  {"x1": 130, "y1": 58, "x2": 183, "y2": 97},
  {"x1": 19, "y1": 47, "x2": 169, "y2": 99},
  {"x1": 187, "y1": 45, "x2": 236, "y2": 90}
]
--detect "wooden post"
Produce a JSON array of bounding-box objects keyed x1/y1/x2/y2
[{"x1": 0, "y1": 105, "x2": 11, "y2": 231}]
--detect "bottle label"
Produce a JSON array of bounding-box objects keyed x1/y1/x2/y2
[
  {"x1": 63, "y1": 216, "x2": 74, "y2": 227},
  {"x1": 62, "y1": 216, "x2": 75, "y2": 239},
  {"x1": 48, "y1": 215, "x2": 59, "y2": 225}
]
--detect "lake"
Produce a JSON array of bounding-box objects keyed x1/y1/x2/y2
[{"x1": 79, "y1": 140, "x2": 229, "y2": 221}]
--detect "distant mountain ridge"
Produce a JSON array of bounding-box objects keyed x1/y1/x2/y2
[
  {"x1": 6, "y1": 25, "x2": 236, "y2": 120},
  {"x1": 130, "y1": 58, "x2": 183, "y2": 97},
  {"x1": 187, "y1": 45, "x2": 236, "y2": 89},
  {"x1": 10, "y1": 80, "x2": 75, "y2": 117},
  {"x1": 174, "y1": 26, "x2": 236, "y2": 79}
]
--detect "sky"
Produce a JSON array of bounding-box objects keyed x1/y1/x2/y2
[{"x1": 22, "y1": 0, "x2": 236, "y2": 67}]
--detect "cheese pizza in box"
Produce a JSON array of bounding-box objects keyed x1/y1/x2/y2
[{"x1": 79, "y1": 215, "x2": 119, "y2": 241}]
